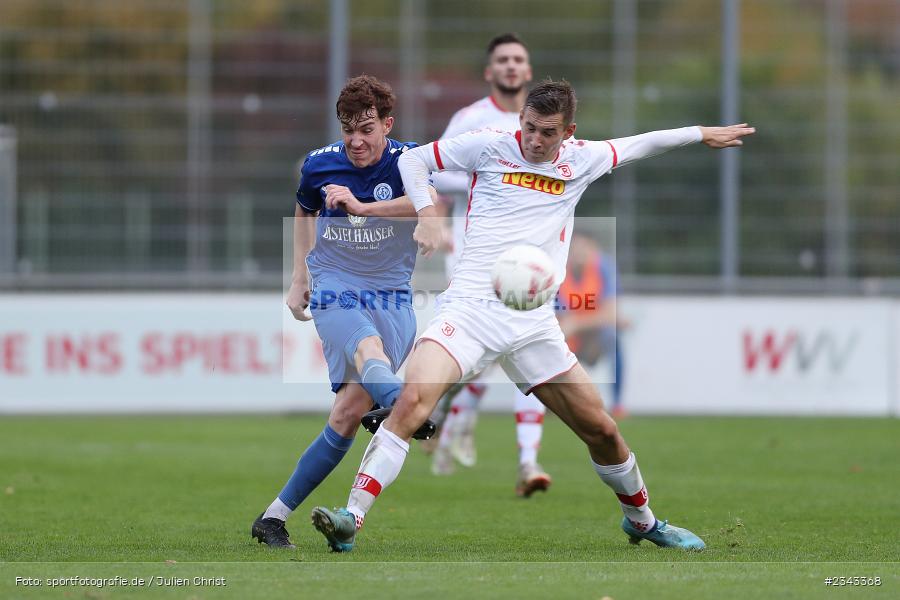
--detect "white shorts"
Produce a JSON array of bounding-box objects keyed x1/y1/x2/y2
[{"x1": 420, "y1": 295, "x2": 577, "y2": 394}]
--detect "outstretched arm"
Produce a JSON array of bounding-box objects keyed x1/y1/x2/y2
[{"x1": 607, "y1": 123, "x2": 755, "y2": 169}]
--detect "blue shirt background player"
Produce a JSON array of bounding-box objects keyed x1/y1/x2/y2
[{"x1": 252, "y1": 75, "x2": 434, "y2": 547}]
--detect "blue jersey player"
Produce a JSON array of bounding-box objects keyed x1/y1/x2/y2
[{"x1": 252, "y1": 75, "x2": 436, "y2": 549}]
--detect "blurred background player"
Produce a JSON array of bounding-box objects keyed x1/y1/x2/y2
[
  {"x1": 251, "y1": 75, "x2": 434, "y2": 548},
  {"x1": 426, "y1": 33, "x2": 552, "y2": 497},
  {"x1": 555, "y1": 232, "x2": 628, "y2": 419}
]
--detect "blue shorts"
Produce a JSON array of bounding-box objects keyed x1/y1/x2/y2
[{"x1": 309, "y1": 275, "x2": 416, "y2": 394}]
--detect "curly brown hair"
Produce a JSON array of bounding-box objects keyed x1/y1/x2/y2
[{"x1": 336, "y1": 75, "x2": 395, "y2": 126}]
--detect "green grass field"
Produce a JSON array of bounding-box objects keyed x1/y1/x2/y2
[{"x1": 1, "y1": 414, "x2": 898, "y2": 599}]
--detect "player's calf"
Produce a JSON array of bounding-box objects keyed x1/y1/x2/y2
[{"x1": 389, "y1": 383, "x2": 442, "y2": 438}]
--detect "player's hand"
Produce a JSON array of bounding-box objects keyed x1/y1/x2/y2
[
  {"x1": 324, "y1": 184, "x2": 367, "y2": 215},
  {"x1": 414, "y1": 218, "x2": 443, "y2": 258},
  {"x1": 699, "y1": 123, "x2": 755, "y2": 148},
  {"x1": 285, "y1": 280, "x2": 313, "y2": 322}
]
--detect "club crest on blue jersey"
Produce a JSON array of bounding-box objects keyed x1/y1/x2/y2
[
  {"x1": 297, "y1": 137, "x2": 419, "y2": 290},
  {"x1": 373, "y1": 183, "x2": 393, "y2": 201}
]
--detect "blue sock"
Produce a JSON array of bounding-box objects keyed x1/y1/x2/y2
[
  {"x1": 359, "y1": 358, "x2": 403, "y2": 408},
  {"x1": 277, "y1": 424, "x2": 354, "y2": 510}
]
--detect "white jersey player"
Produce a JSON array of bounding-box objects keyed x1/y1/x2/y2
[
  {"x1": 312, "y1": 79, "x2": 754, "y2": 553},
  {"x1": 433, "y1": 95, "x2": 521, "y2": 274},
  {"x1": 427, "y1": 34, "x2": 550, "y2": 496},
  {"x1": 432, "y1": 33, "x2": 531, "y2": 274}
]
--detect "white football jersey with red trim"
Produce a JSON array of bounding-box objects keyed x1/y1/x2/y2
[
  {"x1": 431, "y1": 97, "x2": 522, "y2": 271},
  {"x1": 431, "y1": 128, "x2": 617, "y2": 303}
]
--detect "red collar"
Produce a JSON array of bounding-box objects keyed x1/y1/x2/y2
[
  {"x1": 515, "y1": 130, "x2": 527, "y2": 161},
  {"x1": 489, "y1": 95, "x2": 519, "y2": 114}
]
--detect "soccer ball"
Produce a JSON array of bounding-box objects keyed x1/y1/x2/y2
[{"x1": 491, "y1": 245, "x2": 556, "y2": 311}]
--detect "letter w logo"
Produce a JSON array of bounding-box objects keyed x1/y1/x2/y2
[{"x1": 743, "y1": 330, "x2": 796, "y2": 373}]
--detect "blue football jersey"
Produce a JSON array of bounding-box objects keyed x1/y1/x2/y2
[{"x1": 297, "y1": 139, "x2": 419, "y2": 290}]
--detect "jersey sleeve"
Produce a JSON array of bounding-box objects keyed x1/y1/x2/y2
[
  {"x1": 400, "y1": 130, "x2": 498, "y2": 211},
  {"x1": 295, "y1": 156, "x2": 321, "y2": 213},
  {"x1": 431, "y1": 169, "x2": 470, "y2": 195},
  {"x1": 430, "y1": 111, "x2": 483, "y2": 194},
  {"x1": 431, "y1": 129, "x2": 498, "y2": 173},
  {"x1": 582, "y1": 140, "x2": 619, "y2": 182},
  {"x1": 605, "y1": 126, "x2": 702, "y2": 170}
]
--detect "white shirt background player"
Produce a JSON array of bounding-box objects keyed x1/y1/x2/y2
[
  {"x1": 432, "y1": 96, "x2": 521, "y2": 274},
  {"x1": 425, "y1": 34, "x2": 550, "y2": 496}
]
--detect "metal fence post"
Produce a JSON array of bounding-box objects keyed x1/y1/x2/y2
[
  {"x1": 125, "y1": 190, "x2": 151, "y2": 270},
  {"x1": 825, "y1": 0, "x2": 849, "y2": 282},
  {"x1": 612, "y1": 0, "x2": 637, "y2": 276},
  {"x1": 328, "y1": 0, "x2": 349, "y2": 143},
  {"x1": 719, "y1": 0, "x2": 741, "y2": 293},
  {"x1": 187, "y1": 0, "x2": 212, "y2": 274},
  {"x1": 399, "y1": 0, "x2": 425, "y2": 142},
  {"x1": 226, "y1": 192, "x2": 253, "y2": 272},
  {"x1": 23, "y1": 188, "x2": 48, "y2": 274},
  {"x1": 0, "y1": 126, "x2": 16, "y2": 277}
]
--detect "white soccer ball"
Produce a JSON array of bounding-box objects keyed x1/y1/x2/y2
[{"x1": 491, "y1": 245, "x2": 556, "y2": 311}]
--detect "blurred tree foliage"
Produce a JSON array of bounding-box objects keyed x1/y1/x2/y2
[{"x1": 0, "y1": 0, "x2": 896, "y2": 280}]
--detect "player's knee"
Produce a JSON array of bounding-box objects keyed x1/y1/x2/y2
[
  {"x1": 585, "y1": 414, "x2": 620, "y2": 446},
  {"x1": 396, "y1": 384, "x2": 421, "y2": 410},
  {"x1": 329, "y1": 398, "x2": 371, "y2": 434},
  {"x1": 354, "y1": 336, "x2": 384, "y2": 360}
]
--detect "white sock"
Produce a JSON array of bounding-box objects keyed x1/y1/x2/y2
[
  {"x1": 437, "y1": 405, "x2": 462, "y2": 451},
  {"x1": 438, "y1": 383, "x2": 484, "y2": 449},
  {"x1": 593, "y1": 452, "x2": 656, "y2": 533},
  {"x1": 262, "y1": 497, "x2": 292, "y2": 522},
  {"x1": 346, "y1": 426, "x2": 409, "y2": 530},
  {"x1": 456, "y1": 382, "x2": 485, "y2": 411},
  {"x1": 514, "y1": 388, "x2": 545, "y2": 465}
]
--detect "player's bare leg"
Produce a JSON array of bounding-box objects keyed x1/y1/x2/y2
[
  {"x1": 355, "y1": 335, "x2": 437, "y2": 440},
  {"x1": 352, "y1": 335, "x2": 390, "y2": 372},
  {"x1": 531, "y1": 363, "x2": 628, "y2": 464},
  {"x1": 533, "y1": 362, "x2": 705, "y2": 550},
  {"x1": 254, "y1": 382, "x2": 371, "y2": 548},
  {"x1": 311, "y1": 340, "x2": 460, "y2": 551},
  {"x1": 381, "y1": 340, "x2": 460, "y2": 439},
  {"x1": 327, "y1": 382, "x2": 379, "y2": 437}
]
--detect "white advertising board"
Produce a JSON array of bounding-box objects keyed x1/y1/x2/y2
[
  {"x1": 0, "y1": 295, "x2": 330, "y2": 413},
  {"x1": 0, "y1": 294, "x2": 895, "y2": 416},
  {"x1": 618, "y1": 296, "x2": 894, "y2": 416}
]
